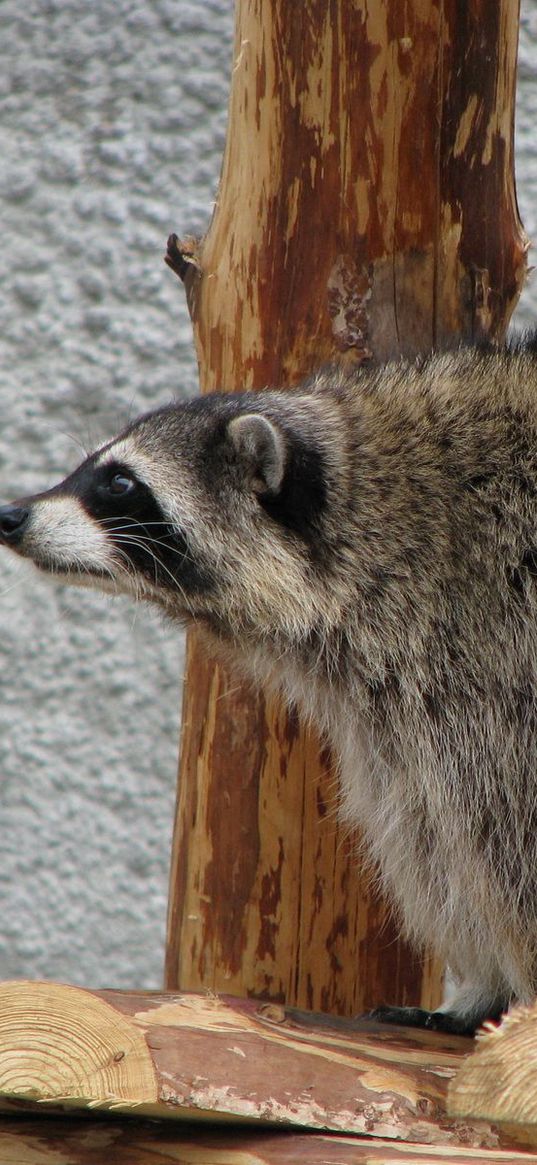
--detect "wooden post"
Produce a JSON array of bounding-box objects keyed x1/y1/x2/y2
[{"x1": 165, "y1": 0, "x2": 527, "y2": 1015}]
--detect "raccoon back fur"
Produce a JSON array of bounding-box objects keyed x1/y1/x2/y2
[{"x1": 2, "y1": 343, "x2": 537, "y2": 1034}]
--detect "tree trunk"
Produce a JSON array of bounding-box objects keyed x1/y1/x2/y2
[{"x1": 165, "y1": 0, "x2": 527, "y2": 1016}]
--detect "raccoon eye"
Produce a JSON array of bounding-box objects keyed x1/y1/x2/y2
[{"x1": 107, "y1": 472, "x2": 136, "y2": 495}]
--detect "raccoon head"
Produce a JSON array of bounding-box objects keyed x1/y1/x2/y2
[{"x1": 0, "y1": 393, "x2": 333, "y2": 637}]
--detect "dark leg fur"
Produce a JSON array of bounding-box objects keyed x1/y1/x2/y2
[{"x1": 367, "y1": 1002, "x2": 506, "y2": 1036}]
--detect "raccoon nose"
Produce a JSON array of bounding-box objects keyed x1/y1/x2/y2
[{"x1": 0, "y1": 504, "x2": 30, "y2": 543}]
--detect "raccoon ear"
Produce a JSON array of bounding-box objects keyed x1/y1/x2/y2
[{"x1": 227, "y1": 413, "x2": 286, "y2": 495}]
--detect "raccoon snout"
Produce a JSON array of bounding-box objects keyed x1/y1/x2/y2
[{"x1": 0, "y1": 504, "x2": 30, "y2": 544}]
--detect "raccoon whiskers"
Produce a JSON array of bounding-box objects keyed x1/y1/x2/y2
[
  {"x1": 112, "y1": 538, "x2": 195, "y2": 617},
  {"x1": 111, "y1": 533, "x2": 172, "y2": 583},
  {"x1": 101, "y1": 519, "x2": 200, "y2": 571},
  {"x1": 0, "y1": 562, "x2": 26, "y2": 599},
  {"x1": 47, "y1": 552, "x2": 122, "y2": 598},
  {"x1": 111, "y1": 554, "x2": 145, "y2": 604}
]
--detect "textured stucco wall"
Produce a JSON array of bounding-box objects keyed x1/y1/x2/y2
[
  {"x1": 0, "y1": 2, "x2": 536, "y2": 990},
  {"x1": 0, "y1": 0, "x2": 234, "y2": 988}
]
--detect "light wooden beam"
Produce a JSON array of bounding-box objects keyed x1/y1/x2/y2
[{"x1": 0, "y1": 979, "x2": 528, "y2": 1152}]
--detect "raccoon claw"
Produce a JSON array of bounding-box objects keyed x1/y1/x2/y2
[{"x1": 367, "y1": 1005, "x2": 477, "y2": 1036}]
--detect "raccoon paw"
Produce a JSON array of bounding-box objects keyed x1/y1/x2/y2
[{"x1": 367, "y1": 1004, "x2": 478, "y2": 1036}]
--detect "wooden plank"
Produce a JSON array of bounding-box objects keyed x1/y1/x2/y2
[
  {"x1": 0, "y1": 979, "x2": 526, "y2": 1152},
  {"x1": 1, "y1": 1119, "x2": 537, "y2": 1165}
]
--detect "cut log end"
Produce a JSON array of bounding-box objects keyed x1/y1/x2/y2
[
  {"x1": 448, "y1": 1000, "x2": 537, "y2": 1148},
  {"x1": 0, "y1": 980, "x2": 157, "y2": 1110}
]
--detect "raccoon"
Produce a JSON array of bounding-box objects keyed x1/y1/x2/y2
[{"x1": 3, "y1": 344, "x2": 537, "y2": 1035}]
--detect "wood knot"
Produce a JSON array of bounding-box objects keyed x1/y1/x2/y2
[{"x1": 256, "y1": 1003, "x2": 286, "y2": 1024}]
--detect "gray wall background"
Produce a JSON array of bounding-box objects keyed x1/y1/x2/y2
[{"x1": 0, "y1": 1, "x2": 536, "y2": 990}]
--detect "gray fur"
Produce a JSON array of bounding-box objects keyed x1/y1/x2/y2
[{"x1": 3, "y1": 343, "x2": 537, "y2": 1032}]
